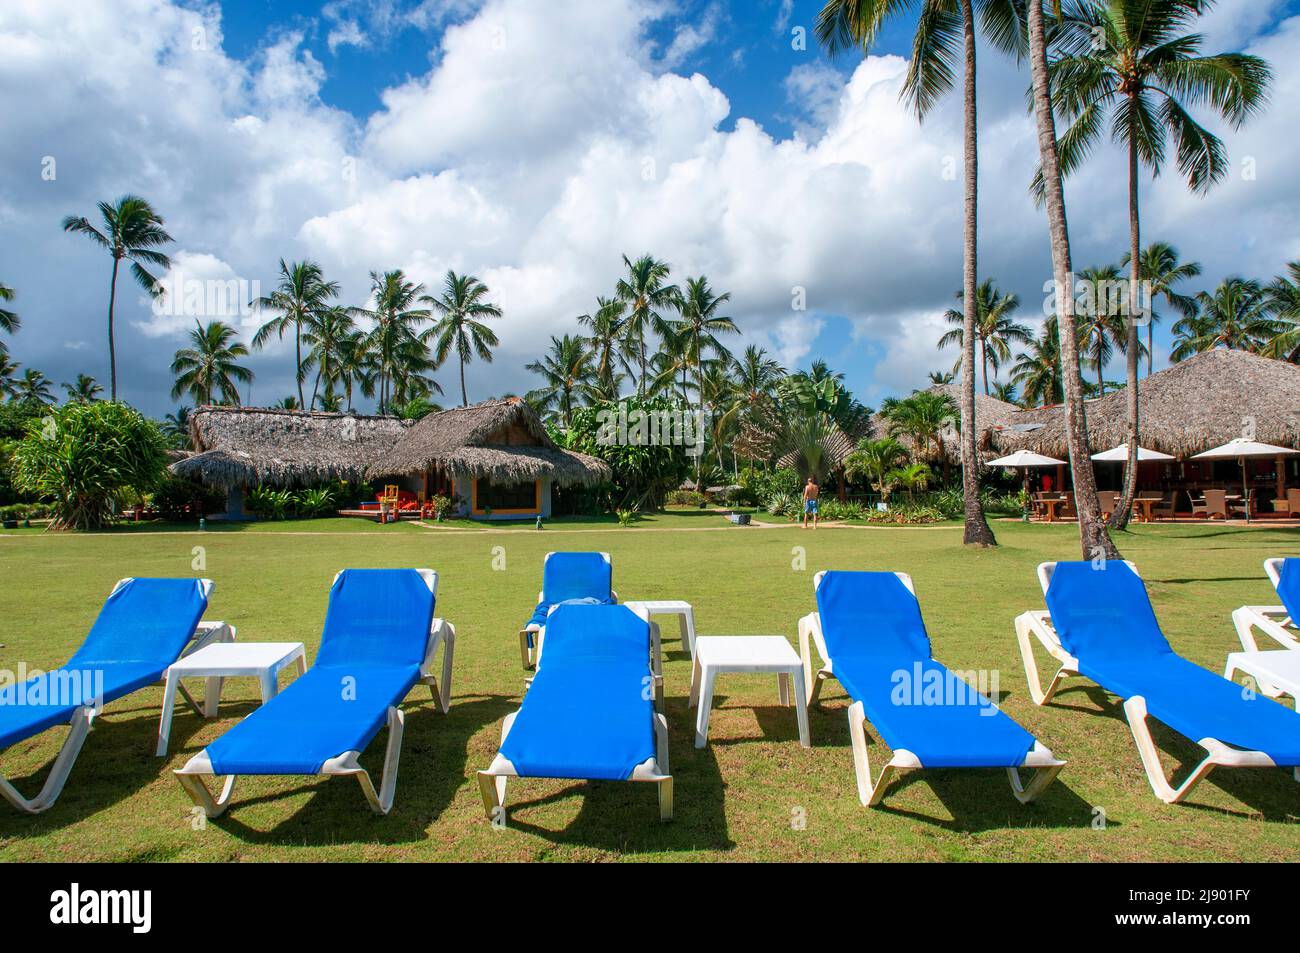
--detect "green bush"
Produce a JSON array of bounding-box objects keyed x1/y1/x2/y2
[
  {"x1": 11, "y1": 401, "x2": 168, "y2": 530},
  {"x1": 294, "y1": 486, "x2": 338, "y2": 518},
  {"x1": 666, "y1": 489, "x2": 707, "y2": 507},
  {"x1": 246, "y1": 486, "x2": 294, "y2": 520},
  {"x1": 615, "y1": 508, "x2": 639, "y2": 527}
]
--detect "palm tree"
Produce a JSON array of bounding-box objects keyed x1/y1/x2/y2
[
  {"x1": 425, "y1": 270, "x2": 501, "y2": 407},
  {"x1": 1025, "y1": 0, "x2": 1117, "y2": 559},
  {"x1": 1262, "y1": 261, "x2": 1300, "y2": 361},
  {"x1": 845, "y1": 436, "x2": 908, "y2": 502},
  {"x1": 0, "y1": 354, "x2": 20, "y2": 399},
  {"x1": 578, "y1": 296, "x2": 631, "y2": 400},
  {"x1": 274, "y1": 396, "x2": 302, "y2": 410},
  {"x1": 889, "y1": 461, "x2": 934, "y2": 501},
  {"x1": 62, "y1": 195, "x2": 174, "y2": 399},
  {"x1": 61, "y1": 374, "x2": 103, "y2": 403},
  {"x1": 928, "y1": 370, "x2": 956, "y2": 385},
  {"x1": 163, "y1": 407, "x2": 191, "y2": 448},
  {"x1": 880, "y1": 390, "x2": 958, "y2": 465},
  {"x1": 170, "y1": 321, "x2": 254, "y2": 407},
  {"x1": 336, "y1": 330, "x2": 375, "y2": 412},
  {"x1": 938, "y1": 280, "x2": 1032, "y2": 394},
  {"x1": 1045, "y1": 0, "x2": 1271, "y2": 531},
  {"x1": 301, "y1": 306, "x2": 357, "y2": 409},
  {"x1": 676, "y1": 276, "x2": 739, "y2": 484},
  {"x1": 1120, "y1": 241, "x2": 1200, "y2": 374},
  {"x1": 990, "y1": 380, "x2": 1020, "y2": 405},
  {"x1": 1012, "y1": 317, "x2": 1066, "y2": 407},
  {"x1": 390, "y1": 336, "x2": 443, "y2": 408},
  {"x1": 1075, "y1": 265, "x2": 1130, "y2": 395},
  {"x1": 350, "y1": 270, "x2": 429, "y2": 413},
  {"x1": 252, "y1": 260, "x2": 339, "y2": 409},
  {"x1": 818, "y1": 0, "x2": 1025, "y2": 548},
  {"x1": 0, "y1": 283, "x2": 19, "y2": 354},
  {"x1": 525, "y1": 334, "x2": 593, "y2": 428},
  {"x1": 15, "y1": 368, "x2": 54, "y2": 407},
  {"x1": 1171, "y1": 278, "x2": 1276, "y2": 359},
  {"x1": 615, "y1": 254, "x2": 679, "y2": 397}
]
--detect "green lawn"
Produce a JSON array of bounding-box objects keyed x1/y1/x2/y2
[{"x1": 1, "y1": 518, "x2": 1298, "y2": 861}]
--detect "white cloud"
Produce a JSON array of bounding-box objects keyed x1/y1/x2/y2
[{"x1": 0, "y1": 0, "x2": 1297, "y2": 415}]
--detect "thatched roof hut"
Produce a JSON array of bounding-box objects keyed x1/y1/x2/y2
[
  {"x1": 993, "y1": 349, "x2": 1300, "y2": 458},
  {"x1": 170, "y1": 406, "x2": 410, "y2": 489},
  {"x1": 366, "y1": 397, "x2": 610, "y2": 486}
]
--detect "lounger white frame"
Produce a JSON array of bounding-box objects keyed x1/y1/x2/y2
[
  {"x1": 481, "y1": 605, "x2": 673, "y2": 823},
  {"x1": 1231, "y1": 558, "x2": 1299, "y2": 697},
  {"x1": 799, "y1": 571, "x2": 1063, "y2": 807},
  {"x1": 518, "y1": 552, "x2": 616, "y2": 670},
  {"x1": 175, "y1": 569, "x2": 455, "y2": 818},
  {"x1": 1, "y1": 577, "x2": 226, "y2": 815},
  {"x1": 1015, "y1": 560, "x2": 1298, "y2": 804}
]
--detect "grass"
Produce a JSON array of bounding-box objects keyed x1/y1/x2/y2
[{"x1": 1, "y1": 517, "x2": 1298, "y2": 861}]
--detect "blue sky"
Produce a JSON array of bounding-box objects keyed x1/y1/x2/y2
[{"x1": 2, "y1": 0, "x2": 1298, "y2": 415}]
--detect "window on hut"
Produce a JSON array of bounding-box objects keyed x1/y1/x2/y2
[{"x1": 475, "y1": 479, "x2": 539, "y2": 512}]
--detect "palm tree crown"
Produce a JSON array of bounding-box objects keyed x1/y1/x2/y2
[
  {"x1": 425, "y1": 270, "x2": 501, "y2": 407},
  {"x1": 615, "y1": 254, "x2": 678, "y2": 398},
  {"x1": 525, "y1": 334, "x2": 594, "y2": 428},
  {"x1": 170, "y1": 321, "x2": 254, "y2": 406},
  {"x1": 252, "y1": 259, "x2": 340, "y2": 409}
]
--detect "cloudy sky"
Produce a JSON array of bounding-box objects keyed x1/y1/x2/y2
[{"x1": 1, "y1": 0, "x2": 1297, "y2": 416}]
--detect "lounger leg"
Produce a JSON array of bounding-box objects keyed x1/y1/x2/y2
[
  {"x1": 1007, "y1": 764, "x2": 1064, "y2": 804},
  {"x1": 477, "y1": 770, "x2": 505, "y2": 820},
  {"x1": 518, "y1": 630, "x2": 534, "y2": 671},
  {"x1": 1015, "y1": 614, "x2": 1072, "y2": 706},
  {"x1": 1122, "y1": 696, "x2": 1216, "y2": 804},
  {"x1": 177, "y1": 772, "x2": 238, "y2": 819},
  {"x1": 438, "y1": 623, "x2": 455, "y2": 714},
  {"x1": 847, "y1": 701, "x2": 897, "y2": 807},
  {"x1": 0, "y1": 707, "x2": 95, "y2": 814},
  {"x1": 657, "y1": 777, "x2": 674, "y2": 822},
  {"x1": 354, "y1": 706, "x2": 405, "y2": 815}
]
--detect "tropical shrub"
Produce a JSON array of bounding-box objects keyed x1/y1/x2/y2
[
  {"x1": 11, "y1": 401, "x2": 168, "y2": 530},
  {"x1": 427, "y1": 493, "x2": 452, "y2": 519},
  {"x1": 615, "y1": 508, "x2": 638, "y2": 527},
  {"x1": 294, "y1": 486, "x2": 338, "y2": 518},
  {"x1": 766, "y1": 491, "x2": 798, "y2": 517},
  {"x1": 666, "y1": 489, "x2": 707, "y2": 507},
  {"x1": 246, "y1": 486, "x2": 294, "y2": 520}
]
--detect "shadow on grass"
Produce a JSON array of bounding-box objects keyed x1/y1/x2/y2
[
  {"x1": 493, "y1": 700, "x2": 732, "y2": 853},
  {"x1": 800, "y1": 694, "x2": 1099, "y2": 833},
  {"x1": 198, "y1": 693, "x2": 514, "y2": 845},
  {"x1": 1040, "y1": 685, "x2": 1300, "y2": 821}
]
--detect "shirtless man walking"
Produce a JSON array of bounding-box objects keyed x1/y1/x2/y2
[{"x1": 802, "y1": 476, "x2": 820, "y2": 529}]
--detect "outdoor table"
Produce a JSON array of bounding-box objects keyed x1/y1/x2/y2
[
  {"x1": 1040, "y1": 497, "x2": 1067, "y2": 523},
  {"x1": 1225, "y1": 650, "x2": 1300, "y2": 704},
  {"x1": 688, "y1": 635, "x2": 810, "y2": 749},
  {"x1": 623, "y1": 599, "x2": 696, "y2": 656},
  {"x1": 1133, "y1": 497, "x2": 1160, "y2": 522},
  {"x1": 156, "y1": 641, "x2": 307, "y2": 756}
]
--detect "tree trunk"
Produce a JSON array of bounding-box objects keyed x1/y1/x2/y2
[
  {"x1": 1111, "y1": 117, "x2": 1142, "y2": 531},
  {"x1": 1027, "y1": 0, "x2": 1118, "y2": 560},
  {"x1": 981, "y1": 338, "x2": 989, "y2": 395},
  {"x1": 107, "y1": 255, "x2": 121, "y2": 400},
  {"x1": 695, "y1": 328, "x2": 705, "y2": 489},
  {"x1": 459, "y1": 350, "x2": 468, "y2": 407},
  {"x1": 959, "y1": 0, "x2": 996, "y2": 547},
  {"x1": 294, "y1": 317, "x2": 305, "y2": 408}
]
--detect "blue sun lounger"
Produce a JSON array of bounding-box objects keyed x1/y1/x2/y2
[
  {"x1": 481, "y1": 603, "x2": 672, "y2": 822},
  {"x1": 518, "y1": 551, "x2": 616, "y2": 669},
  {"x1": 798, "y1": 571, "x2": 1064, "y2": 807},
  {"x1": 175, "y1": 569, "x2": 455, "y2": 817},
  {"x1": 1231, "y1": 559, "x2": 1300, "y2": 673},
  {"x1": 1016, "y1": 560, "x2": 1300, "y2": 803},
  {"x1": 1, "y1": 577, "x2": 221, "y2": 814}
]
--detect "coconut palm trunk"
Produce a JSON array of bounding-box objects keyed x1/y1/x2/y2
[
  {"x1": 295, "y1": 322, "x2": 305, "y2": 408},
  {"x1": 959, "y1": 0, "x2": 995, "y2": 547},
  {"x1": 1111, "y1": 107, "x2": 1142, "y2": 531},
  {"x1": 1027, "y1": 0, "x2": 1117, "y2": 560},
  {"x1": 107, "y1": 255, "x2": 121, "y2": 399}
]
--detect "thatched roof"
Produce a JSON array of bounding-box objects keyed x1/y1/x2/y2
[
  {"x1": 170, "y1": 406, "x2": 410, "y2": 489},
  {"x1": 870, "y1": 384, "x2": 1021, "y2": 462},
  {"x1": 366, "y1": 397, "x2": 611, "y2": 486},
  {"x1": 992, "y1": 349, "x2": 1300, "y2": 458}
]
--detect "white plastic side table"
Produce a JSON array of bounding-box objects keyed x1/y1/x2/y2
[
  {"x1": 1225, "y1": 649, "x2": 1300, "y2": 703},
  {"x1": 688, "y1": 635, "x2": 810, "y2": 748},
  {"x1": 624, "y1": 600, "x2": 696, "y2": 655},
  {"x1": 156, "y1": 641, "x2": 306, "y2": 756}
]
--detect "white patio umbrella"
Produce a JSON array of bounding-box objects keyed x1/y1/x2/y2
[
  {"x1": 1090, "y1": 444, "x2": 1176, "y2": 462},
  {"x1": 987, "y1": 450, "x2": 1067, "y2": 521},
  {"x1": 1191, "y1": 438, "x2": 1300, "y2": 523}
]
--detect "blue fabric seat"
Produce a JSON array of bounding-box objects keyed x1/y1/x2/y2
[
  {"x1": 816, "y1": 571, "x2": 1037, "y2": 769},
  {"x1": 522, "y1": 552, "x2": 614, "y2": 643},
  {"x1": 500, "y1": 604, "x2": 655, "y2": 780},
  {"x1": 0, "y1": 579, "x2": 209, "y2": 750},
  {"x1": 203, "y1": 569, "x2": 435, "y2": 776},
  {"x1": 1044, "y1": 561, "x2": 1300, "y2": 763},
  {"x1": 1275, "y1": 557, "x2": 1300, "y2": 622}
]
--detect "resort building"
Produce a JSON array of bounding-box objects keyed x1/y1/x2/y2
[{"x1": 171, "y1": 397, "x2": 609, "y2": 521}]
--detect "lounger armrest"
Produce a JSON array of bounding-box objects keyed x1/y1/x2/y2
[
  {"x1": 1232, "y1": 606, "x2": 1300, "y2": 652},
  {"x1": 184, "y1": 621, "x2": 235, "y2": 656},
  {"x1": 649, "y1": 621, "x2": 665, "y2": 711},
  {"x1": 1014, "y1": 610, "x2": 1079, "y2": 707},
  {"x1": 797, "y1": 612, "x2": 824, "y2": 699},
  {"x1": 1016, "y1": 611, "x2": 1074, "y2": 665}
]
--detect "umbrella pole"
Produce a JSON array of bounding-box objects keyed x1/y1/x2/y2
[
  {"x1": 1022, "y1": 468, "x2": 1030, "y2": 523},
  {"x1": 1241, "y1": 458, "x2": 1250, "y2": 524}
]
